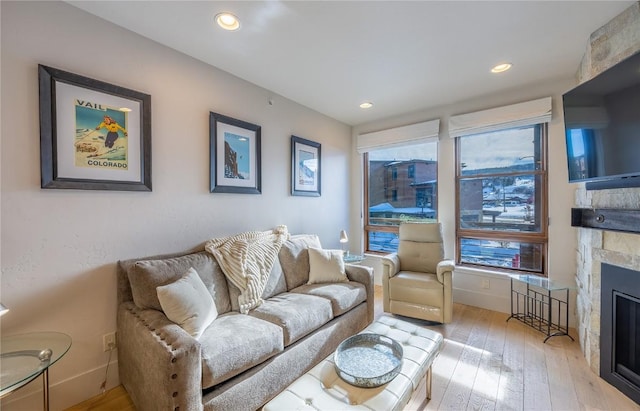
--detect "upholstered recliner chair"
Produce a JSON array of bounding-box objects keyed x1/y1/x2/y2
[{"x1": 381, "y1": 222, "x2": 454, "y2": 323}]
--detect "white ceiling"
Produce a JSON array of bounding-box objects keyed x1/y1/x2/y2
[{"x1": 67, "y1": 1, "x2": 634, "y2": 126}]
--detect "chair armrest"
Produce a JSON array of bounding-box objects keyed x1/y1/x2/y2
[
  {"x1": 346, "y1": 264, "x2": 375, "y2": 323},
  {"x1": 118, "y1": 302, "x2": 203, "y2": 411},
  {"x1": 381, "y1": 253, "x2": 400, "y2": 314},
  {"x1": 381, "y1": 253, "x2": 400, "y2": 279},
  {"x1": 436, "y1": 259, "x2": 455, "y2": 284}
]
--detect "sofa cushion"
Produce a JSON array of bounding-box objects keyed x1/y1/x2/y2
[
  {"x1": 307, "y1": 247, "x2": 348, "y2": 284},
  {"x1": 228, "y1": 257, "x2": 287, "y2": 312},
  {"x1": 249, "y1": 292, "x2": 333, "y2": 346},
  {"x1": 156, "y1": 267, "x2": 218, "y2": 339},
  {"x1": 127, "y1": 251, "x2": 232, "y2": 314},
  {"x1": 279, "y1": 234, "x2": 322, "y2": 290},
  {"x1": 291, "y1": 282, "x2": 366, "y2": 317},
  {"x1": 200, "y1": 312, "x2": 284, "y2": 389},
  {"x1": 261, "y1": 257, "x2": 288, "y2": 299}
]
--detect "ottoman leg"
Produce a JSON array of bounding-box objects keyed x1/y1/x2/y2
[{"x1": 426, "y1": 365, "x2": 433, "y2": 401}]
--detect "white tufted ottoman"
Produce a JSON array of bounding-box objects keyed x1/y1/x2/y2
[{"x1": 263, "y1": 315, "x2": 443, "y2": 411}]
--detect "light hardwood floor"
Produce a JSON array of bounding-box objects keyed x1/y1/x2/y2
[{"x1": 67, "y1": 286, "x2": 640, "y2": 410}]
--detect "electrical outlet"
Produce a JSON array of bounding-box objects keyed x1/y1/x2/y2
[
  {"x1": 103, "y1": 332, "x2": 116, "y2": 352},
  {"x1": 481, "y1": 279, "x2": 490, "y2": 289}
]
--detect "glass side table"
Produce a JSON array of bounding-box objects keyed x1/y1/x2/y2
[
  {"x1": 506, "y1": 275, "x2": 575, "y2": 343},
  {"x1": 1, "y1": 331, "x2": 72, "y2": 410},
  {"x1": 343, "y1": 254, "x2": 364, "y2": 264}
]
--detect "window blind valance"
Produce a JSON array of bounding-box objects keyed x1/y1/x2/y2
[
  {"x1": 448, "y1": 97, "x2": 552, "y2": 138},
  {"x1": 357, "y1": 119, "x2": 440, "y2": 153}
]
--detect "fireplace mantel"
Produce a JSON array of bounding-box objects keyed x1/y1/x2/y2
[{"x1": 571, "y1": 208, "x2": 640, "y2": 234}]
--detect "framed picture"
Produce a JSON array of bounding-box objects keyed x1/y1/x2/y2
[
  {"x1": 291, "y1": 135, "x2": 321, "y2": 197},
  {"x1": 39, "y1": 65, "x2": 152, "y2": 191},
  {"x1": 210, "y1": 112, "x2": 261, "y2": 194}
]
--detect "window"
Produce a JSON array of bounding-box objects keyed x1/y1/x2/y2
[
  {"x1": 364, "y1": 142, "x2": 438, "y2": 253},
  {"x1": 456, "y1": 124, "x2": 548, "y2": 274}
]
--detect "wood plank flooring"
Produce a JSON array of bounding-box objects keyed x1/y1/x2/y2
[
  {"x1": 66, "y1": 286, "x2": 640, "y2": 410},
  {"x1": 65, "y1": 385, "x2": 135, "y2": 411}
]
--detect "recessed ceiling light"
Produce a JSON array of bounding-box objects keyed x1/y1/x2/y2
[
  {"x1": 491, "y1": 63, "x2": 512, "y2": 73},
  {"x1": 215, "y1": 12, "x2": 240, "y2": 31},
  {"x1": 359, "y1": 102, "x2": 373, "y2": 109}
]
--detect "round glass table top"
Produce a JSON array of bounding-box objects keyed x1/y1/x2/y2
[{"x1": 0, "y1": 331, "x2": 72, "y2": 396}]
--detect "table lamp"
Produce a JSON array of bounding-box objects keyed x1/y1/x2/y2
[{"x1": 339, "y1": 230, "x2": 349, "y2": 256}]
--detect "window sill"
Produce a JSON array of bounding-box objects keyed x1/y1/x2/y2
[{"x1": 454, "y1": 265, "x2": 520, "y2": 279}]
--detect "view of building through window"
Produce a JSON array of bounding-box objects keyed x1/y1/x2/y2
[
  {"x1": 365, "y1": 142, "x2": 438, "y2": 253},
  {"x1": 456, "y1": 125, "x2": 547, "y2": 274}
]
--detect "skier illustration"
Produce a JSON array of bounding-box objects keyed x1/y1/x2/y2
[{"x1": 96, "y1": 115, "x2": 127, "y2": 148}]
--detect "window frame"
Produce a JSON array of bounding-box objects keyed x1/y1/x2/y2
[
  {"x1": 364, "y1": 152, "x2": 398, "y2": 254},
  {"x1": 363, "y1": 148, "x2": 439, "y2": 254},
  {"x1": 455, "y1": 124, "x2": 549, "y2": 275}
]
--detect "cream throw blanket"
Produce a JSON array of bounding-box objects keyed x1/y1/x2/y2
[{"x1": 205, "y1": 225, "x2": 289, "y2": 314}]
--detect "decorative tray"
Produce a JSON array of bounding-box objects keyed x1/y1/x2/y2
[{"x1": 333, "y1": 333, "x2": 403, "y2": 388}]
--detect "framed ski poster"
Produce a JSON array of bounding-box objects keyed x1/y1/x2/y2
[
  {"x1": 39, "y1": 65, "x2": 152, "y2": 191},
  {"x1": 291, "y1": 135, "x2": 320, "y2": 197},
  {"x1": 209, "y1": 111, "x2": 262, "y2": 194}
]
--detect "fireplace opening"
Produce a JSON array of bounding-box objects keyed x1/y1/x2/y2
[{"x1": 601, "y1": 263, "x2": 640, "y2": 405}]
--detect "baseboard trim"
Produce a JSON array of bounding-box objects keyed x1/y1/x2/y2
[
  {"x1": 0, "y1": 360, "x2": 120, "y2": 411},
  {"x1": 453, "y1": 287, "x2": 510, "y2": 314}
]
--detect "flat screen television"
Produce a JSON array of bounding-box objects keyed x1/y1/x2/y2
[{"x1": 562, "y1": 50, "x2": 640, "y2": 190}]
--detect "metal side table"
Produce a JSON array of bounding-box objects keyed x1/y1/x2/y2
[
  {"x1": 0, "y1": 332, "x2": 72, "y2": 410},
  {"x1": 506, "y1": 275, "x2": 575, "y2": 343}
]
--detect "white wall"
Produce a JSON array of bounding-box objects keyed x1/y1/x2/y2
[
  {"x1": 0, "y1": 2, "x2": 352, "y2": 409},
  {"x1": 351, "y1": 78, "x2": 579, "y2": 323}
]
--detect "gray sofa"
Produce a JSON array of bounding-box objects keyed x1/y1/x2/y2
[{"x1": 116, "y1": 234, "x2": 374, "y2": 411}]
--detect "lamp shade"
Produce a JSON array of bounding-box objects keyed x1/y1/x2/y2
[{"x1": 339, "y1": 230, "x2": 348, "y2": 243}]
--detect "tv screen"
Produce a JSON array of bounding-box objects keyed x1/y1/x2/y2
[{"x1": 562, "y1": 51, "x2": 640, "y2": 188}]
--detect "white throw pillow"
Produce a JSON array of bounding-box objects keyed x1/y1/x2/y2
[
  {"x1": 307, "y1": 247, "x2": 349, "y2": 284},
  {"x1": 156, "y1": 267, "x2": 218, "y2": 339}
]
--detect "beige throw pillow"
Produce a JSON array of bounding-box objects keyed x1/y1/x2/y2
[
  {"x1": 156, "y1": 267, "x2": 218, "y2": 339},
  {"x1": 279, "y1": 234, "x2": 322, "y2": 289},
  {"x1": 307, "y1": 247, "x2": 348, "y2": 284}
]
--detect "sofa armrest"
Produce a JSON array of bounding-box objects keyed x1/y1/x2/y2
[
  {"x1": 345, "y1": 264, "x2": 374, "y2": 323},
  {"x1": 118, "y1": 302, "x2": 203, "y2": 411},
  {"x1": 436, "y1": 259, "x2": 455, "y2": 284}
]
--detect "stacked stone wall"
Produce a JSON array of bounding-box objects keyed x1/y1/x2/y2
[
  {"x1": 575, "y1": 186, "x2": 640, "y2": 373},
  {"x1": 573, "y1": 2, "x2": 640, "y2": 373}
]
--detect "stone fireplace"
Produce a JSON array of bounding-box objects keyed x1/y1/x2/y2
[
  {"x1": 573, "y1": 0, "x2": 640, "y2": 398},
  {"x1": 576, "y1": 187, "x2": 640, "y2": 375},
  {"x1": 599, "y1": 263, "x2": 640, "y2": 403}
]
